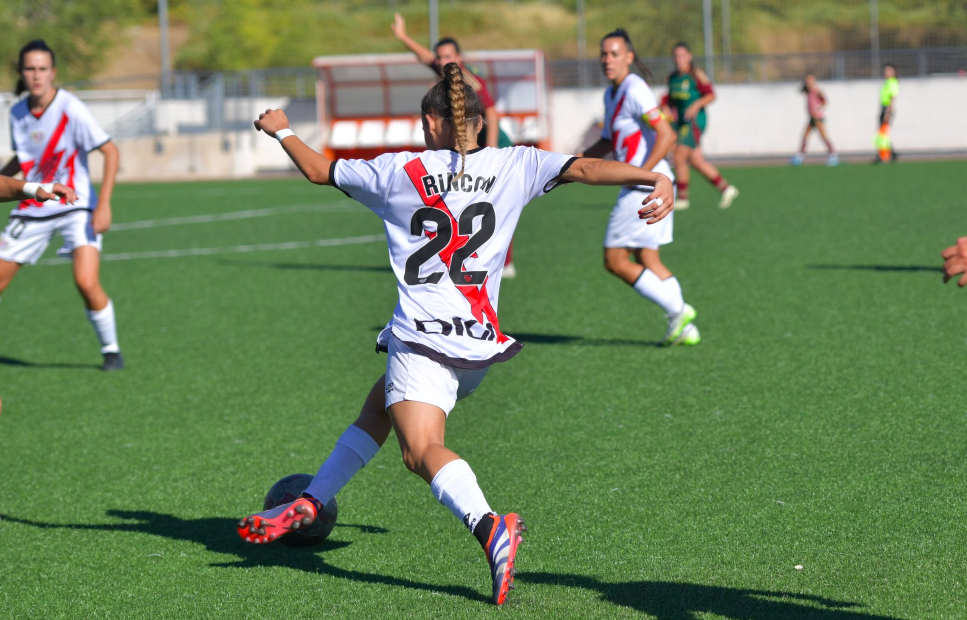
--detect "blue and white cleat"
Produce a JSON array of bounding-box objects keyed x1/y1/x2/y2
[
  {"x1": 474, "y1": 513, "x2": 526, "y2": 605},
  {"x1": 236, "y1": 497, "x2": 322, "y2": 544},
  {"x1": 826, "y1": 153, "x2": 840, "y2": 166},
  {"x1": 790, "y1": 154, "x2": 804, "y2": 166}
]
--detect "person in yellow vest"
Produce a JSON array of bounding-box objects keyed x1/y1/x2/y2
[{"x1": 875, "y1": 64, "x2": 899, "y2": 163}]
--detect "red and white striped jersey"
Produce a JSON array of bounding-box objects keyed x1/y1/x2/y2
[
  {"x1": 9, "y1": 89, "x2": 111, "y2": 217},
  {"x1": 333, "y1": 145, "x2": 575, "y2": 368},
  {"x1": 602, "y1": 73, "x2": 674, "y2": 186}
]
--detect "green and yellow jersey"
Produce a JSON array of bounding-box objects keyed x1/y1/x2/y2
[
  {"x1": 667, "y1": 68, "x2": 715, "y2": 148},
  {"x1": 880, "y1": 77, "x2": 899, "y2": 107}
]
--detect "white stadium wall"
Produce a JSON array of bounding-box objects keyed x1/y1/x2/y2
[
  {"x1": 551, "y1": 76, "x2": 967, "y2": 158},
  {"x1": 1, "y1": 76, "x2": 965, "y2": 181}
]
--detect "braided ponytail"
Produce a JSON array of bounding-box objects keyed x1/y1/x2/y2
[
  {"x1": 420, "y1": 62, "x2": 483, "y2": 177},
  {"x1": 444, "y1": 63, "x2": 469, "y2": 176}
]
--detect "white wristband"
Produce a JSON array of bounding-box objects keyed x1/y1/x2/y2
[
  {"x1": 275, "y1": 128, "x2": 295, "y2": 142},
  {"x1": 22, "y1": 182, "x2": 40, "y2": 199}
]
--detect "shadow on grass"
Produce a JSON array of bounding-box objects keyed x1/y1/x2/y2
[
  {"x1": 522, "y1": 572, "x2": 906, "y2": 620},
  {"x1": 513, "y1": 332, "x2": 661, "y2": 348},
  {"x1": 219, "y1": 259, "x2": 392, "y2": 273},
  {"x1": 0, "y1": 511, "x2": 489, "y2": 603},
  {"x1": 0, "y1": 356, "x2": 97, "y2": 370},
  {"x1": 807, "y1": 264, "x2": 939, "y2": 273}
]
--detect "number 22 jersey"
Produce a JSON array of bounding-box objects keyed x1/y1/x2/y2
[{"x1": 332, "y1": 146, "x2": 575, "y2": 368}]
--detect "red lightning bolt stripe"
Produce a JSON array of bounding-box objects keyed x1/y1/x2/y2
[
  {"x1": 18, "y1": 112, "x2": 70, "y2": 210},
  {"x1": 403, "y1": 158, "x2": 508, "y2": 344}
]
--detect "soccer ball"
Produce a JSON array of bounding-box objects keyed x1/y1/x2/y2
[{"x1": 262, "y1": 473, "x2": 338, "y2": 547}]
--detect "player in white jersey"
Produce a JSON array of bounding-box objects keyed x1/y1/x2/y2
[
  {"x1": 235, "y1": 63, "x2": 674, "y2": 605},
  {"x1": 581, "y1": 30, "x2": 701, "y2": 346},
  {"x1": 0, "y1": 40, "x2": 123, "y2": 371}
]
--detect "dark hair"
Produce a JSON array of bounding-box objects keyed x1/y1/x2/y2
[
  {"x1": 434, "y1": 37, "x2": 461, "y2": 54},
  {"x1": 420, "y1": 62, "x2": 483, "y2": 175},
  {"x1": 601, "y1": 28, "x2": 652, "y2": 81},
  {"x1": 802, "y1": 72, "x2": 815, "y2": 93},
  {"x1": 672, "y1": 41, "x2": 694, "y2": 74},
  {"x1": 16, "y1": 39, "x2": 56, "y2": 96}
]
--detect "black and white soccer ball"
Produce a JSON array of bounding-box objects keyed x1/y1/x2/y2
[{"x1": 262, "y1": 473, "x2": 338, "y2": 547}]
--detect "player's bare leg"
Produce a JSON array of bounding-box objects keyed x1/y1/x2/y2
[
  {"x1": 238, "y1": 376, "x2": 389, "y2": 544},
  {"x1": 0, "y1": 259, "x2": 22, "y2": 301},
  {"x1": 388, "y1": 399, "x2": 524, "y2": 605},
  {"x1": 689, "y1": 147, "x2": 738, "y2": 209},
  {"x1": 816, "y1": 121, "x2": 838, "y2": 165},
  {"x1": 673, "y1": 144, "x2": 692, "y2": 210},
  {"x1": 74, "y1": 246, "x2": 122, "y2": 370},
  {"x1": 792, "y1": 125, "x2": 811, "y2": 165}
]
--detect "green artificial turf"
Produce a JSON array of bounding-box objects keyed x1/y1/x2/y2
[{"x1": 0, "y1": 161, "x2": 964, "y2": 619}]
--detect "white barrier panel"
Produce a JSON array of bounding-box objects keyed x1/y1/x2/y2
[{"x1": 551, "y1": 76, "x2": 967, "y2": 157}]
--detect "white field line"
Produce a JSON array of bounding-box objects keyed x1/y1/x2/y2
[
  {"x1": 110, "y1": 202, "x2": 357, "y2": 231},
  {"x1": 38, "y1": 234, "x2": 385, "y2": 265}
]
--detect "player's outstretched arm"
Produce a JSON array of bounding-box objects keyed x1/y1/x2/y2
[
  {"x1": 391, "y1": 13, "x2": 435, "y2": 65},
  {"x1": 255, "y1": 109, "x2": 333, "y2": 186},
  {"x1": 941, "y1": 237, "x2": 967, "y2": 287},
  {"x1": 562, "y1": 158, "x2": 674, "y2": 224},
  {"x1": 0, "y1": 177, "x2": 76, "y2": 203}
]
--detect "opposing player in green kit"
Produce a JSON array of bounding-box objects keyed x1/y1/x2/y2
[{"x1": 664, "y1": 42, "x2": 738, "y2": 210}]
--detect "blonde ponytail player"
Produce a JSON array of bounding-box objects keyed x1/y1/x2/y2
[{"x1": 236, "y1": 62, "x2": 674, "y2": 606}]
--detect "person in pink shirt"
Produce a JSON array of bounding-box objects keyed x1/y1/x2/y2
[{"x1": 791, "y1": 73, "x2": 838, "y2": 166}]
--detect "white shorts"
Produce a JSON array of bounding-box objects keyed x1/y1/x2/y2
[
  {"x1": 603, "y1": 188, "x2": 674, "y2": 250},
  {"x1": 384, "y1": 337, "x2": 488, "y2": 416},
  {"x1": 0, "y1": 210, "x2": 102, "y2": 265}
]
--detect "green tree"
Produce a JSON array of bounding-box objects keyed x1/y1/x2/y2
[{"x1": 0, "y1": 0, "x2": 148, "y2": 89}]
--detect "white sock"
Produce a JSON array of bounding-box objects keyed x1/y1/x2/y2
[
  {"x1": 632, "y1": 270, "x2": 685, "y2": 316},
  {"x1": 430, "y1": 459, "x2": 493, "y2": 532},
  {"x1": 86, "y1": 300, "x2": 120, "y2": 354},
  {"x1": 304, "y1": 425, "x2": 381, "y2": 505}
]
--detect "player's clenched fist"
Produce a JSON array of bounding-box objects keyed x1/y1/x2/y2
[
  {"x1": 941, "y1": 236, "x2": 967, "y2": 287},
  {"x1": 36, "y1": 182, "x2": 77, "y2": 204},
  {"x1": 638, "y1": 175, "x2": 674, "y2": 224},
  {"x1": 254, "y1": 109, "x2": 290, "y2": 138}
]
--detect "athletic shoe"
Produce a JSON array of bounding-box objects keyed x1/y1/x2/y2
[
  {"x1": 236, "y1": 497, "x2": 322, "y2": 544},
  {"x1": 101, "y1": 352, "x2": 124, "y2": 372},
  {"x1": 473, "y1": 513, "x2": 526, "y2": 605},
  {"x1": 674, "y1": 323, "x2": 701, "y2": 346},
  {"x1": 718, "y1": 185, "x2": 739, "y2": 209},
  {"x1": 674, "y1": 198, "x2": 690, "y2": 210},
  {"x1": 790, "y1": 154, "x2": 804, "y2": 166},
  {"x1": 826, "y1": 153, "x2": 839, "y2": 166},
  {"x1": 662, "y1": 304, "x2": 697, "y2": 346},
  {"x1": 502, "y1": 262, "x2": 517, "y2": 279}
]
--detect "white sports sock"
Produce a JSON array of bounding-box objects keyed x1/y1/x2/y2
[
  {"x1": 632, "y1": 270, "x2": 685, "y2": 316},
  {"x1": 304, "y1": 425, "x2": 381, "y2": 505},
  {"x1": 430, "y1": 459, "x2": 493, "y2": 532},
  {"x1": 86, "y1": 300, "x2": 120, "y2": 354}
]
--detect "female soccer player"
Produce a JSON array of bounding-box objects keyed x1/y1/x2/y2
[
  {"x1": 580, "y1": 29, "x2": 700, "y2": 346},
  {"x1": 791, "y1": 73, "x2": 838, "y2": 166},
  {"x1": 664, "y1": 42, "x2": 738, "y2": 210},
  {"x1": 391, "y1": 13, "x2": 520, "y2": 278},
  {"x1": 0, "y1": 40, "x2": 123, "y2": 371},
  {"x1": 876, "y1": 64, "x2": 899, "y2": 163},
  {"x1": 236, "y1": 63, "x2": 674, "y2": 606}
]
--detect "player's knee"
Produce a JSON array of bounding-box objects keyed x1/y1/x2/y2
[
  {"x1": 74, "y1": 274, "x2": 101, "y2": 297},
  {"x1": 399, "y1": 445, "x2": 425, "y2": 475},
  {"x1": 603, "y1": 253, "x2": 625, "y2": 275}
]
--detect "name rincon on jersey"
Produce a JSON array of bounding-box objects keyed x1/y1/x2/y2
[{"x1": 421, "y1": 172, "x2": 497, "y2": 197}]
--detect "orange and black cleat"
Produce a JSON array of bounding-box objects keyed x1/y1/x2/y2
[
  {"x1": 236, "y1": 497, "x2": 321, "y2": 544},
  {"x1": 474, "y1": 512, "x2": 527, "y2": 605}
]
